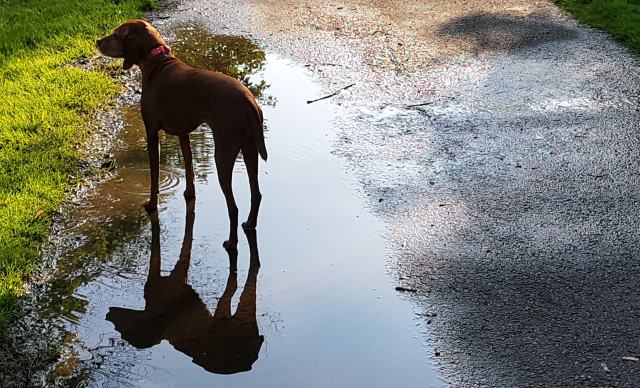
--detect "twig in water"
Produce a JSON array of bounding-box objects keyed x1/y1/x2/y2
[
  {"x1": 395, "y1": 286, "x2": 418, "y2": 292},
  {"x1": 307, "y1": 83, "x2": 356, "y2": 104},
  {"x1": 405, "y1": 101, "x2": 434, "y2": 108}
]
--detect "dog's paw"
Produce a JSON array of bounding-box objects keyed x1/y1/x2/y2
[
  {"x1": 241, "y1": 221, "x2": 256, "y2": 231},
  {"x1": 222, "y1": 239, "x2": 238, "y2": 252},
  {"x1": 143, "y1": 201, "x2": 158, "y2": 213}
]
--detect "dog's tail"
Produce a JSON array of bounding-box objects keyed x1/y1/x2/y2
[{"x1": 247, "y1": 105, "x2": 268, "y2": 161}]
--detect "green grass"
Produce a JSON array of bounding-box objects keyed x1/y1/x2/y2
[
  {"x1": 555, "y1": 0, "x2": 640, "y2": 53},
  {"x1": 0, "y1": 0, "x2": 155, "y2": 329}
]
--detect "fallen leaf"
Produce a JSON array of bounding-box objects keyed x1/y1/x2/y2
[
  {"x1": 35, "y1": 210, "x2": 44, "y2": 219},
  {"x1": 601, "y1": 363, "x2": 610, "y2": 372}
]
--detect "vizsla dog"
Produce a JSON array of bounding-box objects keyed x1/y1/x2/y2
[{"x1": 97, "y1": 20, "x2": 267, "y2": 250}]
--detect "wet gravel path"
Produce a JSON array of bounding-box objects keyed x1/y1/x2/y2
[{"x1": 169, "y1": 0, "x2": 640, "y2": 386}]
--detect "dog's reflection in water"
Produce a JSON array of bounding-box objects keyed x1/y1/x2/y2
[{"x1": 106, "y1": 200, "x2": 263, "y2": 374}]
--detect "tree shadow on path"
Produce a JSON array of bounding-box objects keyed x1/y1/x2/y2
[{"x1": 437, "y1": 11, "x2": 578, "y2": 53}]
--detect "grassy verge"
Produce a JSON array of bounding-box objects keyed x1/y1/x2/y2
[
  {"x1": 0, "y1": 0, "x2": 155, "y2": 329},
  {"x1": 555, "y1": 0, "x2": 640, "y2": 53}
]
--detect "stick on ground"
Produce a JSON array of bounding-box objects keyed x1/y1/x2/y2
[
  {"x1": 307, "y1": 83, "x2": 356, "y2": 104},
  {"x1": 405, "y1": 101, "x2": 433, "y2": 108}
]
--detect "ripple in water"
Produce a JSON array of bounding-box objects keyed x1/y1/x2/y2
[{"x1": 117, "y1": 167, "x2": 182, "y2": 196}]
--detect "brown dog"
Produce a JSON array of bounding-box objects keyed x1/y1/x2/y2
[{"x1": 97, "y1": 19, "x2": 267, "y2": 250}]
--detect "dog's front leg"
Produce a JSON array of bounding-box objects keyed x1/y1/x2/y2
[
  {"x1": 144, "y1": 128, "x2": 160, "y2": 213},
  {"x1": 179, "y1": 135, "x2": 195, "y2": 201}
]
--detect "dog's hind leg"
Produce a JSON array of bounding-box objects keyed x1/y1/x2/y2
[
  {"x1": 214, "y1": 135, "x2": 241, "y2": 251},
  {"x1": 241, "y1": 141, "x2": 262, "y2": 231},
  {"x1": 179, "y1": 135, "x2": 195, "y2": 201}
]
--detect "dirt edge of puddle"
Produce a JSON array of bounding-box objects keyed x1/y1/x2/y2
[{"x1": 0, "y1": 5, "x2": 181, "y2": 386}]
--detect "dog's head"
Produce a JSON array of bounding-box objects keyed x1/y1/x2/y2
[{"x1": 96, "y1": 19, "x2": 166, "y2": 70}]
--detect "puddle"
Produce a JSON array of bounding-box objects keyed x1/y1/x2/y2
[
  {"x1": 171, "y1": 25, "x2": 274, "y2": 105},
  {"x1": 43, "y1": 27, "x2": 443, "y2": 387}
]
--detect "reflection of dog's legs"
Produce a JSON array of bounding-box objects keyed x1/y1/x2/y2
[
  {"x1": 228, "y1": 239, "x2": 239, "y2": 274},
  {"x1": 235, "y1": 261, "x2": 259, "y2": 321},
  {"x1": 236, "y1": 228, "x2": 260, "y2": 320},
  {"x1": 244, "y1": 228, "x2": 261, "y2": 267},
  {"x1": 171, "y1": 199, "x2": 196, "y2": 281},
  {"x1": 148, "y1": 212, "x2": 162, "y2": 282},
  {"x1": 213, "y1": 248, "x2": 239, "y2": 320}
]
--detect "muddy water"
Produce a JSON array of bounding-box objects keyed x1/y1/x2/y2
[{"x1": 44, "y1": 28, "x2": 443, "y2": 386}]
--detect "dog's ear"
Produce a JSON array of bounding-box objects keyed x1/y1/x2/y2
[{"x1": 122, "y1": 33, "x2": 141, "y2": 70}]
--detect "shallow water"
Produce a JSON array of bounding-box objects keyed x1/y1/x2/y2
[{"x1": 44, "y1": 30, "x2": 443, "y2": 387}]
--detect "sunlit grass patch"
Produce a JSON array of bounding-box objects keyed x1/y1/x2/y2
[
  {"x1": 0, "y1": 0, "x2": 155, "y2": 328},
  {"x1": 555, "y1": 0, "x2": 640, "y2": 53}
]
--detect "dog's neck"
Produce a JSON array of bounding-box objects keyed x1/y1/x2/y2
[{"x1": 139, "y1": 45, "x2": 171, "y2": 71}]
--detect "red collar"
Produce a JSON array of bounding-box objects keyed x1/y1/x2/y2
[{"x1": 139, "y1": 45, "x2": 171, "y2": 70}]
